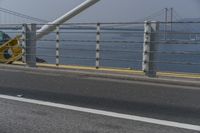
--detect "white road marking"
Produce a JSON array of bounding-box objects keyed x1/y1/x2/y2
[{"x1": 0, "y1": 94, "x2": 200, "y2": 131}]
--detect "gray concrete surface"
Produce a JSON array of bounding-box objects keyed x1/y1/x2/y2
[{"x1": 0, "y1": 65, "x2": 199, "y2": 132}]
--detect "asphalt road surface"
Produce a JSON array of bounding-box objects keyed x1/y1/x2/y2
[{"x1": 0, "y1": 68, "x2": 200, "y2": 133}]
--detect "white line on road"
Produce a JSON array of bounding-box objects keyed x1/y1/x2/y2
[{"x1": 0, "y1": 94, "x2": 200, "y2": 131}]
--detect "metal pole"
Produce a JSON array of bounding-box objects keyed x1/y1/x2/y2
[
  {"x1": 36, "y1": 0, "x2": 100, "y2": 40},
  {"x1": 164, "y1": 8, "x2": 168, "y2": 40},
  {"x1": 96, "y1": 23, "x2": 100, "y2": 69},
  {"x1": 56, "y1": 26, "x2": 60, "y2": 67},
  {"x1": 143, "y1": 21, "x2": 159, "y2": 77},
  {"x1": 22, "y1": 24, "x2": 27, "y2": 63},
  {"x1": 170, "y1": 8, "x2": 173, "y2": 32},
  {"x1": 143, "y1": 21, "x2": 151, "y2": 75},
  {"x1": 26, "y1": 24, "x2": 36, "y2": 67}
]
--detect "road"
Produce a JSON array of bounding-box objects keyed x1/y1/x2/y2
[{"x1": 0, "y1": 67, "x2": 200, "y2": 133}]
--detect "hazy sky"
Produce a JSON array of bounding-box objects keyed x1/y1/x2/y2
[{"x1": 0, "y1": 0, "x2": 199, "y2": 22}]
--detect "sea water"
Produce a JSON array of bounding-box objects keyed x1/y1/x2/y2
[{"x1": 36, "y1": 29, "x2": 200, "y2": 74}]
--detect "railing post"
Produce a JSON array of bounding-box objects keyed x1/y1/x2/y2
[
  {"x1": 96, "y1": 23, "x2": 101, "y2": 69},
  {"x1": 22, "y1": 24, "x2": 27, "y2": 64},
  {"x1": 143, "y1": 21, "x2": 159, "y2": 77},
  {"x1": 26, "y1": 24, "x2": 37, "y2": 67},
  {"x1": 56, "y1": 26, "x2": 60, "y2": 67}
]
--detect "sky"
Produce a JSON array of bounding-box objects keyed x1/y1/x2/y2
[{"x1": 0, "y1": 0, "x2": 199, "y2": 23}]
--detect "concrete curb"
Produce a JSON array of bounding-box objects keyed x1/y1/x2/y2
[{"x1": 0, "y1": 64, "x2": 200, "y2": 88}]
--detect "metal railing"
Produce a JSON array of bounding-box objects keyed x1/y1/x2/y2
[
  {"x1": 0, "y1": 22, "x2": 200, "y2": 77},
  {"x1": 143, "y1": 21, "x2": 200, "y2": 76},
  {"x1": 34, "y1": 23, "x2": 144, "y2": 69}
]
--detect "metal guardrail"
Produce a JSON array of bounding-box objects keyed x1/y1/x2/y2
[
  {"x1": 33, "y1": 23, "x2": 144, "y2": 70},
  {"x1": 0, "y1": 22, "x2": 200, "y2": 77}
]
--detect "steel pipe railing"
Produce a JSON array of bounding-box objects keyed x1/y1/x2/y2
[{"x1": 0, "y1": 22, "x2": 200, "y2": 76}]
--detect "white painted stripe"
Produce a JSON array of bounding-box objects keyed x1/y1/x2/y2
[{"x1": 0, "y1": 94, "x2": 199, "y2": 131}]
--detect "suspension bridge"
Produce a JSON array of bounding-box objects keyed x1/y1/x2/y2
[
  {"x1": 0, "y1": 7, "x2": 184, "y2": 26},
  {"x1": 0, "y1": 4, "x2": 199, "y2": 75}
]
